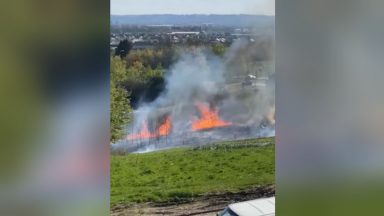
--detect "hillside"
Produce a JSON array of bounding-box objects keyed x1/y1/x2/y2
[{"x1": 111, "y1": 137, "x2": 275, "y2": 206}]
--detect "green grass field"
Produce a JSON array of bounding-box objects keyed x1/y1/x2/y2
[{"x1": 111, "y1": 137, "x2": 275, "y2": 206}]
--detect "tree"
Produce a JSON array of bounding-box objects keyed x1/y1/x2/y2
[
  {"x1": 110, "y1": 84, "x2": 132, "y2": 142},
  {"x1": 211, "y1": 43, "x2": 226, "y2": 57},
  {"x1": 110, "y1": 56, "x2": 128, "y2": 84},
  {"x1": 114, "y1": 39, "x2": 133, "y2": 58},
  {"x1": 110, "y1": 57, "x2": 132, "y2": 142}
]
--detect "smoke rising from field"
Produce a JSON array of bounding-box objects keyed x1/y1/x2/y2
[{"x1": 116, "y1": 38, "x2": 274, "y2": 152}]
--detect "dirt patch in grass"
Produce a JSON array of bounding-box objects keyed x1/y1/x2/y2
[{"x1": 111, "y1": 185, "x2": 275, "y2": 216}]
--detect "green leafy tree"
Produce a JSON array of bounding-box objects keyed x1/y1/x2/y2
[
  {"x1": 110, "y1": 84, "x2": 131, "y2": 142},
  {"x1": 110, "y1": 57, "x2": 132, "y2": 142},
  {"x1": 110, "y1": 56, "x2": 128, "y2": 84},
  {"x1": 211, "y1": 43, "x2": 226, "y2": 57}
]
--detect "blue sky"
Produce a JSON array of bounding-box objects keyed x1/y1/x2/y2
[{"x1": 111, "y1": 0, "x2": 274, "y2": 15}]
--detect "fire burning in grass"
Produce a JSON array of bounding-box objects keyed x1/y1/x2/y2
[
  {"x1": 127, "y1": 116, "x2": 172, "y2": 140},
  {"x1": 126, "y1": 103, "x2": 233, "y2": 140},
  {"x1": 192, "y1": 102, "x2": 232, "y2": 131}
]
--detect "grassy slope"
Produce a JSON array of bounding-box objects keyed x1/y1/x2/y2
[{"x1": 111, "y1": 137, "x2": 275, "y2": 206}]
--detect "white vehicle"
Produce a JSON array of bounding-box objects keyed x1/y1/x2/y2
[{"x1": 217, "y1": 197, "x2": 275, "y2": 216}]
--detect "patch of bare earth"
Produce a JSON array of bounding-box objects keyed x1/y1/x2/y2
[{"x1": 111, "y1": 185, "x2": 274, "y2": 216}]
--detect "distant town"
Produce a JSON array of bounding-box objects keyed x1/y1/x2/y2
[{"x1": 111, "y1": 24, "x2": 274, "y2": 50}]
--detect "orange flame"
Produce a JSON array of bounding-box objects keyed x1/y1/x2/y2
[
  {"x1": 157, "y1": 116, "x2": 171, "y2": 136},
  {"x1": 127, "y1": 116, "x2": 172, "y2": 140},
  {"x1": 127, "y1": 121, "x2": 152, "y2": 140},
  {"x1": 192, "y1": 103, "x2": 232, "y2": 131}
]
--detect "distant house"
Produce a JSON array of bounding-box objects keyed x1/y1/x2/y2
[
  {"x1": 169, "y1": 32, "x2": 200, "y2": 35},
  {"x1": 132, "y1": 41, "x2": 153, "y2": 50},
  {"x1": 110, "y1": 38, "x2": 120, "y2": 48}
]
